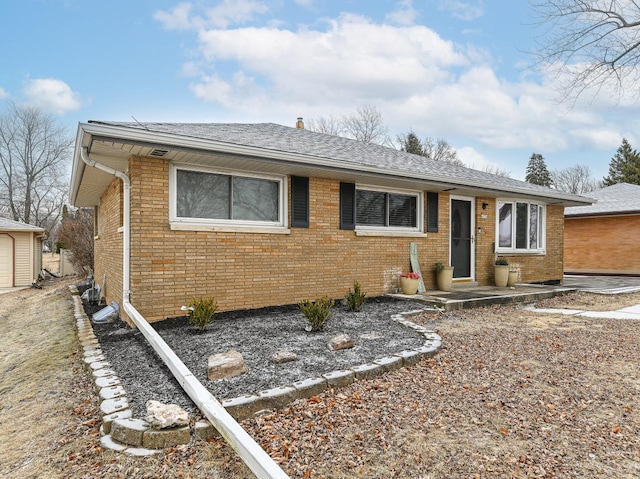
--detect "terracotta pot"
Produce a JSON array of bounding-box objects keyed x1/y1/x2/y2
[
  {"x1": 436, "y1": 266, "x2": 454, "y2": 291},
  {"x1": 399, "y1": 277, "x2": 419, "y2": 295},
  {"x1": 494, "y1": 264, "x2": 509, "y2": 287}
]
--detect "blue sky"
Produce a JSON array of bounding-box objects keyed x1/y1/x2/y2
[{"x1": 1, "y1": 0, "x2": 638, "y2": 182}]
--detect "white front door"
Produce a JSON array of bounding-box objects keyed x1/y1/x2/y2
[{"x1": 0, "y1": 234, "x2": 14, "y2": 287}]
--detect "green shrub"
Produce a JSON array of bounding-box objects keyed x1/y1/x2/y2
[
  {"x1": 188, "y1": 296, "x2": 218, "y2": 331},
  {"x1": 298, "y1": 296, "x2": 335, "y2": 331},
  {"x1": 344, "y1": 280, "x2": 367, "y2": 312},
  {"x1": 495, "y1": 257, "x2": 509, "y2": 266}
]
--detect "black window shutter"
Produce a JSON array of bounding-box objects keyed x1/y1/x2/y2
[
  {"x1": 340, "y1": 182, "x2": 356, "y2": 230},
  {"x1": 427, "y1": 192, "x2": 439, "y2": 232},
  {"x1": 291, "y1": 176, "x2": 309, "y2": 228}
]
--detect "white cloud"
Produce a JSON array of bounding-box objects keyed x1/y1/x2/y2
[
  {"x1": 155, "y1": 0, "x2": 269, "y2": 30},
  {"x1": 0, "y1": 87, "x2": 8, "y2": 99},
  {"x1": 386, "y1": 0, "x2": 420, "y2": 26},
  {"x1": 436, "y1": 0, "x2": 484, "y2": 21},
  {"x1": 23, "y1": 78, "x2": 82, "y2": 114}
]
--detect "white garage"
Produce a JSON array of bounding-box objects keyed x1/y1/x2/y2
[{"x1": 0, "y1": 218, "x2": 46, "y2": 288}]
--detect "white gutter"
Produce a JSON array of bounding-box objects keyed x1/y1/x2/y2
[{"x1": 79, "y1": 148, "x2": 289, "y2": 479}]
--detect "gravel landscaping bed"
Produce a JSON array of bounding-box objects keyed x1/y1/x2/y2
[{"x1": 90, "y1": 297, "x2": 430, "y2": 417}]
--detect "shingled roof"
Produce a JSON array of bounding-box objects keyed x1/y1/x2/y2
[
  {"x1": 0, "y1": 217, "x2": 45, "y2": 232},
  {"x1": 73, "y1": 120, "x2": 593, "y2": 207},
  {"x1": 565, "y1": 183, "x2": 640, "y2": 217}
]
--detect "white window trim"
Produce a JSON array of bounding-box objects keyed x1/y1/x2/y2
[
  {"x1": 169, "y1": 163, "x2": 288, "y2": 231},
  {"x1": 355, "y1": 184, "x2": 424, "y2": 234},
  {"x1": 495, "y1": 199, "x2": 546, "y2": 254}
]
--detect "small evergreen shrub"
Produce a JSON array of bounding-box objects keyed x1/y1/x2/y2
[
  {"x1": 344, "y1": 280, "x2": 367, "y2": 312},
  {"x1": 298, "y1": 296, "x2": 335, "y2": 331},
  {"x1": 495, "y1": 257, "x2": 509, "y2": 266},
  {"x1": 188, "y1": 296, "x2": 218, "y2": 331}
]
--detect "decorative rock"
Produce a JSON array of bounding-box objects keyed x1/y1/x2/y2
[
  {"x1": 271, "y1": 350, "x2": 298, "y2": 364},
  {"x1": 207, "y1": 350, "x2": 248, "y2": 380},
  {"x1": 327, "y1": 334, "x2": 354, "y2": 351},
  {"x1": 143, "y1": 425, "x2": 191, "y2": 449},
  {"x1": 145, "y1": 400, "x2": 190, "y2": 429}
]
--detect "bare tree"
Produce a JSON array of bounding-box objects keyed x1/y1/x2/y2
[
  {"x1": 552, "y1": 164, "x2": 600, "y2": 193},
  {"x1": 57, "y1": 207, "x2": 94, "y2": 272},
  {"x1": 481, "y1": 165, "x2": 511, "y2": 178},
  {"x1": 305, "y1": 116, "x2": 343, "y2": 136},
  {"x1": 341, "y1": 105, "x2": 392, "y2": 145},
  {"x1": 0, "y1": 102, "x2": 72, "y2": 227},
  {"x1": 422, "y1": 137, "x2": 464, "y2": 166},
  {"x1": 531, "y1": 0, "x2": 640, "y2": 102}
]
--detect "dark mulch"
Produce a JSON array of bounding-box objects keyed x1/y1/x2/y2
[{"x1": 87, "y1": 296, "x2": 432, "y2": 417}]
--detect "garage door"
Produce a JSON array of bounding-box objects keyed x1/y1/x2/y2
[{"x1": 0, "y1": 234, "x2": 14, "y2": 287}]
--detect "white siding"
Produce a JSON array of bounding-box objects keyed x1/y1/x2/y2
[
  {"x1": 14, "y1": 232, "x2": 36, "y2": 286},
  {"x1": 0, "y1": 234, "x2": 13, "y2": 287}
]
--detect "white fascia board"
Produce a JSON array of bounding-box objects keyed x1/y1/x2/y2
[{"x1": 77, "y1": 122, "x2": 594, "y2": 206}]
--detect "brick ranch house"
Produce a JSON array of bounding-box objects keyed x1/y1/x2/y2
[
  {"x1": 69, "y1": 120, "x2": 592, "y2": 324},
  {"x1": 564, "y1": 182, "x2": 640, "y2": 275}
]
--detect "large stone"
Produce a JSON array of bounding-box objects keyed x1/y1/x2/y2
[
  {"x1": 208, "y1": 350, "x2": 248, "y2": 380},
  {"x1": 271, "y1": 350, "x2": 298, "y2": 364},
  {"x1": 145, "y1": 400, "x2": 191, "y2": 429},
  {"x1": 327, "y1": 334, "x2": 354, "y2": 351}
]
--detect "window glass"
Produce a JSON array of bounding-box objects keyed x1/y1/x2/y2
[
  {"x1": 177, "y1": 169, "x2": 230, "y2": 219},
  {"x1": 175, "y1": 168, "x2": 280, "y2": 223},
  {"x1": 356, "y1": 190, "x2": 386, "y2": 226},
  {"x1": 389, "y1": 194, "x2": 417, "y2": 227},
  {"x1": 233, "y1": 177, "x2": 279, "y2": 221},
  {"x1": 498, "y1": 202, "x2": 512, "y2": 247},
  {"x1": 529, "y1": 204, "x2": 539, "y2": 249},
  {"x1": 515, "y1": 202, "x2": 528, "y2": 249}
]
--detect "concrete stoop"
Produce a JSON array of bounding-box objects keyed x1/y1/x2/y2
[{"x1": 70, "y1": 286, "x2": 442, "y2": 452}]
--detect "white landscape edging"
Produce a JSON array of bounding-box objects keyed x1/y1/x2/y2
[{"x1": 122, "y1": 301, "x2": 290, "y2": 479}]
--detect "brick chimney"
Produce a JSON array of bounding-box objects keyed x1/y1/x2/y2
[{"x1": 296, "y1": 117, "x2": 304, "y2": 129}]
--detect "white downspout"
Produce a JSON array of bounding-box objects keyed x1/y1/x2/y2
[{"x1": 78, "y1": 147, "x2": 288, "y2": 479}]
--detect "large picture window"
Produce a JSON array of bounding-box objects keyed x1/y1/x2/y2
[
  {"x1": 171, "y1": 165, "x2": 284, "y2": 228},
  {"x1": 497, "y1": 200, "x2": 545, "y2": 252},
  {"x1": 355, "y1": 187, "x2": 420, "y2": 231}
]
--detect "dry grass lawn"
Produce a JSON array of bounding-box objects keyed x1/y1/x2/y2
[{"x1": 2, "y1": 283, "x2": 640, "y2": 478}]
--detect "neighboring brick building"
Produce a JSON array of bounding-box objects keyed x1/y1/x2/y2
[
  {"x1": 69, "y1": 120, "x2": 591, "y2": 323},
  {"x1": 564, "y1": 183, "x2": 640, "y2": 275}
]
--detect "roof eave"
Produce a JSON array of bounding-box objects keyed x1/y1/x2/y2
[{"x1": 71, "y1": 122, "x2": 594, "y2": 207}]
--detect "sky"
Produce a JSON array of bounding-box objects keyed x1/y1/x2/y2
[{"x1": 1, "y1": 0, "x2": 639, "y2": 182}]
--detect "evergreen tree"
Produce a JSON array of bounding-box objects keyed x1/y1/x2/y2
[
  {"x1": 525, "y1": 153, "x2": 553, "y2": 187},
  {"x1": 603, "y1": 138, "x2": 640, "y2": 186},
  {"x1": 397, "y1": 131, "x2": 424, "y2": 155}
]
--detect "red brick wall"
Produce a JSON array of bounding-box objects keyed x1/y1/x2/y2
[
  {"x1": 564, "y1": 214, "x2": 640, "y2": 274},
  {"x1": 95, "y1": 155, "x2": 566, "y2": 322}
]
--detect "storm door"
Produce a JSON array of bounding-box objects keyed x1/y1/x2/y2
[{"x1": 450, "y1": 197, "x2": 475, "y2": 280}]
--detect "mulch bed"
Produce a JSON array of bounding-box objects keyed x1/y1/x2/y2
[{"x1": 88, "y1": 296, "x2": 431, "y2": 417}]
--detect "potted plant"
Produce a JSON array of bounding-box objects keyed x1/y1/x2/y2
[
  {"x1": 507, "y1": 267, "x2": 518, "y2": 287},
  {"x1": 494, "y1": 257, "x2": 509, "y2": 287},
  {"x1": 399, "y1": 272, "x2": 420, "y2": 295},
  {"x1": 434, "y1": 262, "x2": 454, "y2": 291}
]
